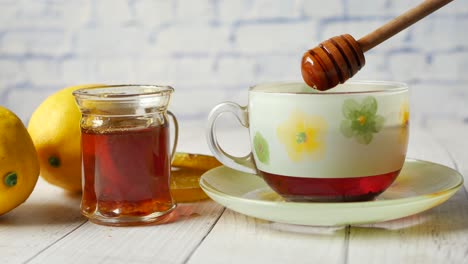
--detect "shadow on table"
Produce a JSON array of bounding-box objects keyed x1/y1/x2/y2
[
  {"x1": 129, "y1": 201, "x2": 212, "y2": 227},
  {"x1": 246, "y1": 190, "x2": 468, "y2": 237},
  {"x1": 0, "y1": 197, "x2": 214, "y2": 227},
  {"x1": 266, "y1": 222, "x2": 346, "y2": 236},
  {"x1": 349, "y1": 190, "x2": 468, "y2": 237},
  {"x1": 0, "y1": 200, "x2": 84, "y2": 226}
]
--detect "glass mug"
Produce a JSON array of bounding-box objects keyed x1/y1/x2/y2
[
  {"x1": 74, "y1": 85, "x2": 178, "y2": 226},
  {"x1": 207, "y1": 81, "x2": 409, "y2": 202}
]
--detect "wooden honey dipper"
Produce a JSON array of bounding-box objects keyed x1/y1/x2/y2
[{"x1": 301, "y1": 0, "x2": 453, "y2": 91}]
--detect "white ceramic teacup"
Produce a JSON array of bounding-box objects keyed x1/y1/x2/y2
[{"x1": 207, "y1": 81, "x2": 409, "y2": 202}]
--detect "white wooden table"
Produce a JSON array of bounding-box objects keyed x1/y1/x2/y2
[{"x1": 2, "y1": 103, "x2": 468, "y2": 264}]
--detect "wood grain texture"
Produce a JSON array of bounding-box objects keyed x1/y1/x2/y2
[
  {"x1": 27, "y1": 201, "x2": 224, "y2": 264},
  {"x1": 187, "y1": 209, "x2": 346, "y2": 264},
  {"x1": 0, "y1": 179, "x2": 85, "y2": 264},
  {"x1": 185, "y1": 124, "x2": 347, "y2": 264},
  {"x1": 347, "y1": 129, "x2": 468, "y2": 264},
  {"x1": 1, "y1": 119, "x2": 467, "y2": 264},
  {"x1": 424, "y1": 119, "x2": 468, "y2": 191}
]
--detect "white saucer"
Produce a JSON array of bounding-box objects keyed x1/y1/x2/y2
[{"x1": 199, "y1": 159, "x2": 463, "y2": 226}]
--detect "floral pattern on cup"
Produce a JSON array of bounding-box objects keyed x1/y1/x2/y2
[
  {"x1": 399, "y1": 100, "x2": 410, "y2": 143},
  {"x1": 277, "y1": 110, "x2": 327, "y2": 162},
  {"x1": 340, "y1": 96, "x2": 385, "y2": 145},
  {"x1": 253, "y1": 132, "x2": 270, "y2": 164},
  {"x1": 400, "y1": 100, "x2": 409, "y2": 127}
]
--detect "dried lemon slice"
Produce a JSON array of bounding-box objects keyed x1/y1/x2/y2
[
  {"x1": 170, "y1": 167, "x2": 209, "y2": 203},
  {"x1": 172, "y1": 152, "x2": 221, "y2": 171},
  {"x1": 170, "y1": 153, "x2": 221, "y2": 203}
]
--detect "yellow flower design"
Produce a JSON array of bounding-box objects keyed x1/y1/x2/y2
[
  {"x1": 400, "y1": 101, "x2": 409, "y2": 127},
  {"x1": 277, "y1": 110, "x2": 327, "y2": 162},
  {"x1": 399, "y1": 101, "x2": 410, "y2": 143}
]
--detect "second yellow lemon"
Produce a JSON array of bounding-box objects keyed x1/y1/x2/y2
[
  {"x1": 28, "y1": 84, "x2": 103, "y2": 192},
  {"x1": 0, "y1": 106, "x2": 40, "y2": 215}
]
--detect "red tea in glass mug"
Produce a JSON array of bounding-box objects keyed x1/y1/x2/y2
[
  {"x1": 207, "y1": 81, "x2": 409, "y2": 202},
  {"x1": 74, "y1": 85, "x2": 178, "y2": 226}
]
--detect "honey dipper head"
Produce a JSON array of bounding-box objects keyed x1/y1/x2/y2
[{"x1": 301, "y1": 34, "x2": 366, "y2": 91}]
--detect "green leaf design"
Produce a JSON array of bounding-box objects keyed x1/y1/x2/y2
[
  {"x1": 340, "y1": 96, "x2": 385, "y2": 145},
  {"x1": 374, "y1": 115, "x2": 385, "y2": 132},
  {"x1": 362, "y1": 96, "x2": 378, "y2": 115},
  {"x1": 296, "y1": 132, "x2": 307, "y2": 144},
  {"x1": 254, "y1": 132, "x2": 270, "y2": 164},
  {"x1": 340, "y1": 120, "x2": 353, "y2": 138},
  {"x1": 342, "y1": 99, "x2": 360, "y2": 119},
  {"x1": 356, "y1": 133, "x2": 373, "y2": 145}
]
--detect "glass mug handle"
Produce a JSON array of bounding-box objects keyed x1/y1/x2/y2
[
  {"x1": 167, "y1": 111, "x2": 179, "y2": 162},
  {"x1": 206, "y1": 102, "x2": 257, "y2": 174}
]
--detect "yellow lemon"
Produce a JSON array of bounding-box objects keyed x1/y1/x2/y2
[
  {"x1": 170, "y1": 152, "x2": 221, "y2": 202},
  {"x1": 0, "y1": 106, "x2": 40, "y2": 215},
  {"x1": 28, "y1": 84, "x2": 103, "y2": 192}
]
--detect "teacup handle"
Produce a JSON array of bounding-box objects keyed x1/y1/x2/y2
[
  {"x1": 206, "y1": 102, "x2": 257, "y2": 174},
  {"x1": 168, "y1": 111, "x2": 179, "y2": 162}
]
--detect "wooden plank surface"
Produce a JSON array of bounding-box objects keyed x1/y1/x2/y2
[
  {"x1": 425, "y1": 118, "x2": 468, "y2": 191},
  {"x1": 187, "y1": 209, "x2": 346, "y2": 264},
  {"x1": 1, "y1": 119, "x2": 468, "y2": 264},
  {"x1": 186, "y1": 122, "x2": 347, "y2": 264},
  {"x1": 1, "y1": 123, "x2": 227, "y2": 264},
  {"x1": 187, "y1": 120, "x2": 347, "y2": 264},
  {"x1": 28, "y1": 201, "x2": 224, "y2": 264},
  {"x1": 347, "y1": 129, "x2": 468, "y2": 264},
  {"x1": 0, "y1": 179, "x2": 85, "y2": 264}
]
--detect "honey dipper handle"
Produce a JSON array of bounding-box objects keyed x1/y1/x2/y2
[{"x1": 358, "y1": 0, "x2": 453, "y2": 52}]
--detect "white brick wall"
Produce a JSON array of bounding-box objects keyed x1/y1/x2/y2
[
  {"x1": 23, "y1": 59, "x2": 63, "y2": 86},
  {"x1": 302, "y1": 0, "x2": 342, "y2": 18},
  {"x1": 235, "y1": 21, "x2": 316, "y2": 54},
  {"x1": 0, "y1": 0, "x2": 467, "y2": 124},
  {"x1": 156, "y1": 24, "x2": 230, "y2": 53},
  {"x1": 0, "y1": 60, "x2": 23, "y2": 87},
  {"x1": 411, "y1": 16, "x2": 468, "y2": 51},
  {"x1": 132, "y1": 0, "x2": 174, "y2": 27},
  {"x1": 218, "y1": 0, "x2": 302, "y2": 22},
  {"x1": 387, "y1": 51, "x2": 426, "y2": 82},
  {"x1": 0, "y1": 30, "x2": 72, "y2": 56},
  {"x1": 429, "y1": 51, "x2": 468, "y2": 81}
]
